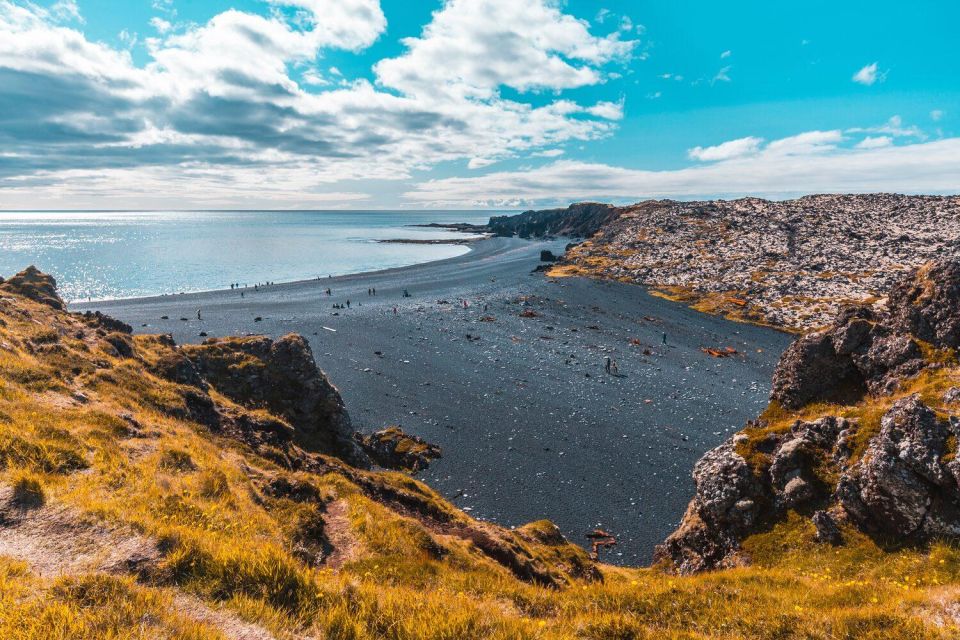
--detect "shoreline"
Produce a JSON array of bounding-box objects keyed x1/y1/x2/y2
[
  {"x1": 67, "y1": 235, "x2": 493, "y2": 307},
  {"x1": 78, "y1": 236, "x2": 792, "y2": 564}
]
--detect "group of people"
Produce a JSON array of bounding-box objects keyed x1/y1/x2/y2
[{"x1": 367, "y1": 288, "x2": 377, "y2": 296}]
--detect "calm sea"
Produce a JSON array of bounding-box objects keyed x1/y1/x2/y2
[{"x1": 0, "y1": 210, "x2": 495, "y2": 302}]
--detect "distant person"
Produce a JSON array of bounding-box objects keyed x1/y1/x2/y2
[
  {"x1": 346, "y1": 300, "x2": 350, "y2": 308},
  {"x1": 197, "y1": 308, "x2": 202, "y2": 321},
  {"x1": 241, "y1": 291, "x2": 244, "y2": 298},
  {"x1": 662, "y1": 332, "x2": 668, "y2": 345},
  {"x1": 611, "y1": 360, "x2": 619, "y2": 376},
  {"x1": 393, "y1": 306, "x2": 398, "y2": 315},
  {"x1": 372, "y1": 287, "x2": 376, "y2": 295},
  {"x1": 604, "y1": 356, "x2": 611, "y2": 374}
]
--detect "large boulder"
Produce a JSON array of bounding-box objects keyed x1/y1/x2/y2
[
  {"x1": 183, "y1": 334, "x2": 365, "y2": 464},
  {"x1": 771, "y1": 331, "x2": 865, "y2": 409},
  {"x1": 837, "y1": 396, "x2": 960, "y2": 539},
  {"x1": 653, "y1": 442, "x2": 765, "y2": 572}
]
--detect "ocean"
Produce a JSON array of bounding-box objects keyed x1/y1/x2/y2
[{"x1": 0, "y1": 210, "x2": 495, "y2": 303}]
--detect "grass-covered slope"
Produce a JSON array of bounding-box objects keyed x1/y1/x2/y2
[{"x1": 0, "y1": 267, "x2": 958, "y2": 639}]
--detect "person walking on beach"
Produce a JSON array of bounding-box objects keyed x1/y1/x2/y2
[
  {"x1": 393, "y1": 306, "x2": 398, "y2": 315},
  {"x1": 197, "y1": 308, "x2": 202, "y2": 321},
  {"x1": 662, "y1": 332, "x2": 668, "y2": 345},
  {"x1": 346, "y1": 300, "x2": 350, "y2": 309},
  {"x1": 604, "y1": 356, "x2": 611, "y2": 374},
  {"x1": 372, "y1": 287, "x2": 376, "y2": 296}
]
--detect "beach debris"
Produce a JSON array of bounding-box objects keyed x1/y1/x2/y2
[
  {"x1": 585, "y1": 529, "x2": 617, "y2": 561},
  {"x1": 180, "y1": 317, "x2": 188, "y2": 321},
  {"x1": 479, "y1": 315, "x2": 496, "y2": 322},
  {"x1": 629, "y1": 338, "x2": 642, "y2": 346},
  {"x1": 700, "y1": 346, "x2": 739, "y2": 358},
  {"x1": 160, "y1": 315, "x2": 169, "y2": 320},
  {"x1": 254, "y1": 316, "x2": 263, "y2": 322},
  {"x1": 519, "y1": 309, "x2": 540, "y2": 318},
  {"x1": 322, "y1": 326, "x2": 337, "y2": 332}
]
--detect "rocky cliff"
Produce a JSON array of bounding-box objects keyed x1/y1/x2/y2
[
  {"x1": 488, "y1": 202, "x2": 621, "y2": 239},
  {"x1": 505, "y1": 194, "x2": 960, "y2": 331},
  {"x1": 656, "y1": 259, "x2": 960, "y2": 573}
]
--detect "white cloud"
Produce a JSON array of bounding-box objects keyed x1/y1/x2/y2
[
  {"x1": 720, "y1": 50, "x2": 731, "y2": 59},
  {"x1": 712, "y1": 65, "x2": 731, "y2": 84},
  {"x1": 585, "y1": 99, "x2": 624, "y2": 120},
  {"x1": 468, "y1": 157, "x2": 496, "y2": 169},
  {"x1": 855, "y1": 136, "x2": 892, "y2": 149},
  {"x1": 847, "y1": 115, "x2": 924, "y2": 140},
  {"x1": 932, "y1": 109, "x2": 945, "y2": 122},
  {"x1": 688, "y1": 136, "x2": 763, "y2": 162},
  {"x1": 766, "y1": 130, "x2": 843, "y2": 155},
  {"x1": 149, "y1": 17, "x2": 172, "y2": 34},
  {"x1": 374, "y1": 0, "x2": 636, "y2": 100},
  {"x1": 50, "y1": 0, "x2": 82, "y2": 23},
  {"x1": 265, "y1": 0, "x2": 386, "y2": 52},
  {"x1": 532, "y1": 149, "x2": 564, "y2": 158},
  {"x1": 405, "y1": 135, "x2": 960, "y2": 207},
  {"x1": 852, "y1": 62, "x2": 885, "y2": 86},
  {"x1": 0, "y1": 0, "x2": 635, "y2": 208}
]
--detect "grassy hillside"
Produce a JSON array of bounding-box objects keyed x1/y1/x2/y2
[{"x1": 0, "y1": 271, "x2": 957, "y2": 639}]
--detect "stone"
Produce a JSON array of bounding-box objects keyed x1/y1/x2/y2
[
  {"x1": 838, "y1": 396, "x2": 957, "y2": 538},
  {"x1": 812, "y1": 510, "x2": 842, "y2": 545}
]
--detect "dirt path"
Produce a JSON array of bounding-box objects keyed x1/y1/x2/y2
[
  {"x1": 0, "y1": 486, "x2": 279, "y2": 640},
  {"x1": 321, "y1": 499, "x2": 360, "y2": 569}
]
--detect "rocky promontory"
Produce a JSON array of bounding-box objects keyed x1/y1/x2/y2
[{"x1": 493, "y1": 194, "x2": 960, "y2": 331}]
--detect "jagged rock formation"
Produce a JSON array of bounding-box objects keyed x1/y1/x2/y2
[
  {"x1": 657, "y1": 259, "x2": 960, "y2": 573},
  {"x1": 501, "y1": 194, "x2": 960, "y2": 331}
]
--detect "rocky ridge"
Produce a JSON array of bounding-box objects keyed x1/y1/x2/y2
[
  {"x1": 497, "y1": 194, "x2": 960, "y2": 331},
  {"x1": 656, "y1": 259, "x2": 960, "y2": 573}
]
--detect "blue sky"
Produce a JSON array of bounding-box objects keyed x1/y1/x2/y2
[{"x1": 0, "y1": 0, "x2": 957, "y2": 209}]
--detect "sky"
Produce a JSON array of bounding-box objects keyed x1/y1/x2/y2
[{"x1": 0, "y1": 0, "x2": 957, "y2": 210}]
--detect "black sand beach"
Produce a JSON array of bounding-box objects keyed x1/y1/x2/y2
[{"x1": 77, "y1": 237, "x2": 793, "y2": 564}]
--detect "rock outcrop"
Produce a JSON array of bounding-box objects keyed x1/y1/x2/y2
[
  {"x1": 355, "y1": 426, "x2": 441, "y2": 472},
  {"x1": 182, "y1": 335, "x2": 365, "y2": 464},
  {"x1": 658, "y1": 260, "x2": 960, "y2": 573},
  {"x1": 501, "y1": 194, "x2": 960, "y2": 331},
  {"x1": 488, "y1": 202, "x2": 620, "y2": 239},
  {"x1": 0, "y1": 266, "x2": 64, "y2": 310}
]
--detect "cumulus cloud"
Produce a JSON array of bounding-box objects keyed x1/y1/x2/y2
[
  {"x1": 374, "y1": 0, "x2": 636, "y2": 100},
  {"x1": 852, "y1": 62, "x2": 885, "y2": 86},
  {"x1": 688, "y1": 136, "x2": 762, "y2": 162},
  {"x1": 0, "y1": 0, "x2": 632, "y2": 207},
  {"x1": 405, "y1": 131, "x2": 960, "y2": 207}
]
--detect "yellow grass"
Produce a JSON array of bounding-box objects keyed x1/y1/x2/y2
[{"x1": 0, "y1": 289, "x2": 957, "y2": 638}]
